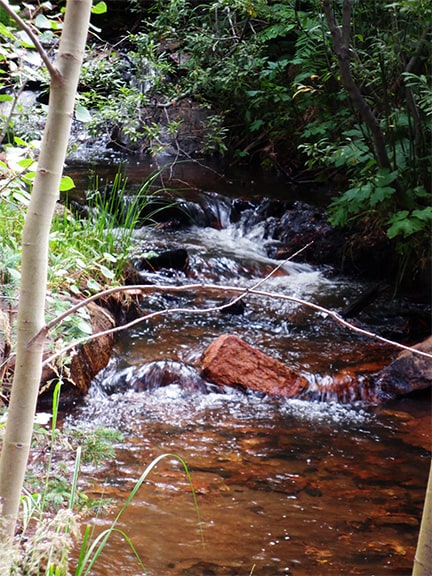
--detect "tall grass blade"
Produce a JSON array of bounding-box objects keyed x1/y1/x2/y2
[
  {"x1": 40, "y1": 381, "x2": 61, "y2": 516},
  {"x1": 75, "y1": 452, "x2": 203, "y2": 576},
  {"x1": 69, "y1": 446, "x2": 82, "y2": 511},
  {"x1": 75, "y1": 524, "x2": 92, "y2": 574}
]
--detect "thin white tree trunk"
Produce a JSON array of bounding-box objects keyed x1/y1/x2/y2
[
  {"x1": 413, "y1": 460, "x2": 432, "y2": 576},
  {"x1": 0, "y1": 0, "x2": 92, "y2": 558}
]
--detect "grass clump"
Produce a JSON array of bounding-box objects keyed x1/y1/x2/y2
[
  {"x1": 0, "y1": 383, "x2": 123, "y2": 575},
  {"x1": 1, "y1": 161, "x2": 163, "y2": 388},
  {"x1": 49, "y1": 168, "x2": 160, "y2": 298},
  {"x1": 0, "y1": 383, "x2": 202, "y2": 575}
]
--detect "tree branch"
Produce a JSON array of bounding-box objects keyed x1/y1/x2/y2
[
  {"x1": 322, "y1": 0, "x2": 392, "y2": 169},
  {"x1": 39, "y1": 281, "x2": 432, "y2": 370},
  {"x1": 0, "y1": 0, "x2": 60, "y2": 81}
]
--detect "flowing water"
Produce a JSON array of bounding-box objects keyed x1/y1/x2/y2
[{"x1": 66, "y1": 159, "x2": 430, "y2": 576}]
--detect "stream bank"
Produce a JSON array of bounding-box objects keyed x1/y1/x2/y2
[{"x1": 14, "y1": 158, "x2": 430, "y2": 575}]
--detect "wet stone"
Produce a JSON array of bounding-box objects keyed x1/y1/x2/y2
[
  {"x1": 134, "y1": 247, "x2": 189, "y2": 273},
  {"x1": 201, "y1": 334, "x2": 309, "y2": 398}
]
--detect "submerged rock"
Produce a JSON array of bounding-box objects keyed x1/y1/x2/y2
[
  {"x1": 134, "y1": 248, "x2": 189, "y2": 274},
  {"x1": 97, "y1": 359, "x2": 211, "y2": 395},
  {"x1": 374, "y1": 336, "x2": 432, "y2": 400},
  {"x1": 125, "y1": 359, "x2": 210, "y2": 393}
]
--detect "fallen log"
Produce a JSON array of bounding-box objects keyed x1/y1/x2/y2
[{"x1": 38, "y1": 300, "x2": 116, "y2": 406}]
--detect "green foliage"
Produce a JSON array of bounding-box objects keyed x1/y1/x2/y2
[
  {"x1": 132, "y1": 0, "x2": 431, "y2": 268},
  {"x1": 0, "y1": 155, "x2": 32, "y2": 306},
  {"x1": 0, "y1": 382, "x2": 122, "y2": 575},
  {"x1": 91, "y1": 1, "x2": 107, "y2": 15},
  {"x1": 287, "y1": 0, "x2": 431, "y2": 269},
  {"x1": 0, "y1": 0, "x2": 430, "y2": 269},
  {"x1": 0, "y1": 2, "x2": 67, "y2": 144},
  {"x1": 387, "y1": 206, "x2": 432, "y2": 239},
  {"x1": 49, "y1": 168, "x2": 159, "y2": 296}
]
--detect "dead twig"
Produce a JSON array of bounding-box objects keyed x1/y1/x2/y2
[{"x1": 38, "y1": 280, "x2": 432, "y2": 368}]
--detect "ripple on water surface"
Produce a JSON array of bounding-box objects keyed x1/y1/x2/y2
[{"x1": 67, "y1": 384, "x2": 429, "y2": 576}]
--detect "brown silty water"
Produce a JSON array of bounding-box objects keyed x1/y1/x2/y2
[{"x1": 65, "y1": 160, "x2": 431, "y2": 575}]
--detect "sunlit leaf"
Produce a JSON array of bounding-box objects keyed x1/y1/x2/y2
[
  {"x1": 75, "y1": 318, "x2": 93, "y2": 335},
  {"x1": 13, "y1": 136, "x2": 28, "y2": 147},
  {"x1": 17, "y1": 158, "x2": 34, "y2": 169},
  {"x1": 99, "y1": 264, "x2": 115, "y2": 279},
  {"x1": 15, "y1": 30, "x2": 35, "y2": 48},
  {"x1": 86, "y1": 278, "x2": 101, "y2": 292},
  {"x1": 92, "y1": 1, "x2": 107, "y2": 14},
  {"x1": 35, "y1": 14, "x2": 52, "y2": 29},
  {"x1": 103, "y1": 252, "x2": 117, "y2": 263},
  {"x1": 22, "y1": 171, "x2": 36, "y2": 183},
  {"x1": 59, "y1": 175, "x2": 75, "y2": 191},
  {"x1": 75, "y1": 104, "x2": 92, "y2": 123},
  {"x1": 0, "y1": 22, "x2": 15, "y2": 40}
]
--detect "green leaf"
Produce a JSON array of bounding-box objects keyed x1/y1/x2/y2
[
  {"x1": 249, "y1": 119, "x2": 265, "y2": 132},
  {"x1": 13, "y1": 136, "x2": 28, "y2": 147},
  {"x1": 86, "y1": 278, "x2": 101, "y2": 292},
  {"x1": 412, "y1": 206, "x2": 432, "y2": 222},
  {"x1": 17, "y1": 158, "x2": 35, "y2": 169},
  {"x1": 142, "y1": 250, "x2": 158, "y2": 259},
  {"x1": 387, "y1": 210, "x2": 424, "y2": 239},
  {"x1": 369, "y1": 185, "x2": 395, "y2": 206},
  {"x1": 413, "y1": 186, "x2": 430, "y2": 199},
  {"x1": 103, "y1": 252, "x2": 117, "y2": 263},
  {"x1": 35, "y1": 14, "x2": 52, "y2": 29},
  {"x1": 59, "y1": 175, "x2": 75, "y2": 191},
  {"x1": 92, "y1": 1, "x2": 108, "y2": 14},
  {"x1": 75, "y1": 104, "x2": 92, "y2": 123},
  {"x1": 99, "y1": 264, "x2": 115, "y2": 279},
  {"x1": 0, "y1": 22, "x2": 15, "y2": 40},
  {"x1": 15, "y1": 30, "x2": 35, "y2": 49},
  {"x1": 375, "y1": 168, "x2": 398, "y2": 187},
  {"x1": 22, "y1": 171, "x2": 36, "y2": 183},
  {"x1": 75, "y1": 318, "x2": 93, "y2": 335},
  {"x1": 70, "y1": 284, "x2": 81, "y2": 295}
]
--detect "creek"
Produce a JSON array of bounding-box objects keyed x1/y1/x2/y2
[{"x1": 66, "y1": 158, "x2": 430, "y2": 576}]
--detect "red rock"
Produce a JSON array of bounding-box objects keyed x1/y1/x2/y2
[
  {"x1": 200, "y1": 334, "x2": 308, "y2": 397},
  {"x1": 200, "y1": 334, "x2": 432, "y2": 403}
]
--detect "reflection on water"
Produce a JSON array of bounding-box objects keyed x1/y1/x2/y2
[
  {"x1": 67, "y1": 160, "x2": 430, "y2": 575},
  {"x1": 70, "y1": 386, "x2": 429, "y2": 576}
]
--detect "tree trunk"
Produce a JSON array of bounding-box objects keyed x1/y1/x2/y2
[
  {"x1": 413, "y1": 460, "x2": 432, "y2": 576},
  {"x1": 322, "y1": 0, "x2": 392, "y2": 169},
  {"x1": 0, "y1": 0, "x2": 92, "y2": 558}
]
